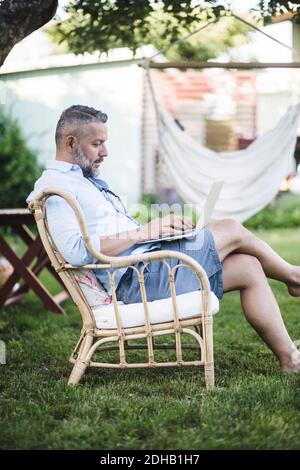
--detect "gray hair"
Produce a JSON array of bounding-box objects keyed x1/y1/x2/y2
[{"x1": 55, "y1": 104, "x2": 108, "y2": 146}]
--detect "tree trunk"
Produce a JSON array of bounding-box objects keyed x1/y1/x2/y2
[{"x1": 0, "y1": 0, "x2": 58, "y2": 67}]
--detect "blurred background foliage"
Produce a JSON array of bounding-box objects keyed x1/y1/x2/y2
[
  {"x1": 0, "y1": 107, "x2": 43, "y2": 209},
  {"x1": 133, "y1": 192, "x2": 300, "y2": 230},
  {"x1": 244, "y1": 193, "x2": 300, "y2": 229},
  {"x1": 46, "y1": 1, "x2": 300, "y2": 59},
  {"x1": 46, "y1": 1, "x2": 252, "y2": 60}
]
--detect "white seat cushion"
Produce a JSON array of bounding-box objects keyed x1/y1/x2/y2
[{"x1": 93, "y1": 290, "x2": 219, "y2": 329}]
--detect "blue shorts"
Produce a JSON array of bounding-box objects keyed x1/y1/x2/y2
[{"x1": 116, "y1": 228, "x2": 223, "y2": 304}]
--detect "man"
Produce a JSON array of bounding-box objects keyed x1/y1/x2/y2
[{"x1": 27, "y1": 104, "x2": 300, "y2": 373}]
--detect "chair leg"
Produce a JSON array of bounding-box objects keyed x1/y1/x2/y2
[
  {"x1": 193, "y1": 325, "x2": 203, "y2": 360},
  {"x1": 204, "y1": 363, "x2": 215, "y2": 390},
  {"x1": 68, "y1": 334, "x2": 94, "y2": 385},
  {"x1": 203, "y1": 316, "x2": 215, "y2": 390}
]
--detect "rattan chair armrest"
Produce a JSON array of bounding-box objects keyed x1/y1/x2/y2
[{"x1": 109, "y1": 249, "x2": 210, "y2": 290}]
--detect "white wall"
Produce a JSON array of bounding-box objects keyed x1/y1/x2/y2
[
  {"x1": 256, "y1": 69, "x2": 300, "y2": 136},
  {"x1": 0, "y1": 60, "x2": 143, "y2": 206}
]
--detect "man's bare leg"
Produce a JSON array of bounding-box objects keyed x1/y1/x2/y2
[
  {"x1": 208, "y1": 218, "x2": 300, "y2": 296},
  {"x1": 222, "y1": 253, "x2": 300, "y2": 372}
]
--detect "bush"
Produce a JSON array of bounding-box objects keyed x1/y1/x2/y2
[
  {"x1": 245, "y1": 193, "x2": 300, "y2": 230},
  {"x1": 0, "y1": 108, "x2": 43, "y2": 208}
]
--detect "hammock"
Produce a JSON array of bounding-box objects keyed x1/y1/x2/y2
[
  {"x1": 142, "y1": 12, "x2": 300, "y2": 222},
  {"x1": 157, "y1": 102, "x2": 300, "y2": 222}
]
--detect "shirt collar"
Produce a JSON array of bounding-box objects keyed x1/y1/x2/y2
[
  {"x1": 88, "y1": 176, "x2": 110, "y2": 190},
  {"x1": 46, "y1": 160, "x2": 82, "y2": 174}
]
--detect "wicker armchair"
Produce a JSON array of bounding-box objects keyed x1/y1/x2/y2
[{"x1": 29, "y1": 188, "x2": 219, "y2": 389}]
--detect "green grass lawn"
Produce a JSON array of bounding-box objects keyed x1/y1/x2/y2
[{"x1": 1, "y1": 228, "x2": 300, "y2": 450}]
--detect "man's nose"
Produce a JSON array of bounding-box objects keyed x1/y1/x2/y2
[{"x1": 99, "y1": 144, "x2": 108, "y2": 157}]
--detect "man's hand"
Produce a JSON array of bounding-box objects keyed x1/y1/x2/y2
[
  {"x1": 100, "y1": 215, "x2": 194, "y2": 256},
  {"x1": 137, "y1": 214, "x2": 194, "y2": 241}
]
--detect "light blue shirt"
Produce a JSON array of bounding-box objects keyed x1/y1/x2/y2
[{"x1": 26, "y1": 160, "x2": 160, "y2": 292}]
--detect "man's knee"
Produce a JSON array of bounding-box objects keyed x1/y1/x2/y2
[
  {"x1": 238, "y1": 254, "x2": 264, "y2": 286},
  {"x1": 219, "y1": 218, "x2": 245, "y2": 245}
]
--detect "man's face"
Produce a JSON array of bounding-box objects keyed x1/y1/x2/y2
[{"x1": 73, "y1": 121, "x2": 108, "y2": 177}]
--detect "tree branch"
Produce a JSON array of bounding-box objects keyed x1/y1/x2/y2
[{"x1": 0, "y1": 0, "x2": 58, "y2": 67}]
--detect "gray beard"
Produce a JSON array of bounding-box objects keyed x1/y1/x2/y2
[{"x1": 74, "y1": 145, "x2": 100, "y2": 178}]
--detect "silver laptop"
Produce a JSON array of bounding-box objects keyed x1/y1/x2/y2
[{"x1": 138, "y1": 180, "x2": 224, "y2": 244}]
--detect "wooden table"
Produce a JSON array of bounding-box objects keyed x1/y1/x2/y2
[{"x1": 0, "y1": 209, "x2": 68, "y2": 314}]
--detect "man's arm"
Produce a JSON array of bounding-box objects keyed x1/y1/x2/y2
[
  {"x1": 40, "y1": 193, "x2": 193, "y2": 260},
  {"x1": 100, "y1": 215, "x2": 194, "y2": 256},
  {"x1": 45, "y1": 195, "x2": 100, "y2": 265}
]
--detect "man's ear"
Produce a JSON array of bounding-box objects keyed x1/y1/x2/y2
[{"x1": 65, "y1": 135, "x2": 77, "y2": 153}]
